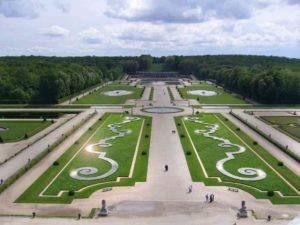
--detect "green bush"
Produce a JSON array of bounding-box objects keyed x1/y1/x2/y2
[
  {"x1": 277, "y1": 161, "x2": 284, "y2": 167},
  {"x1": 141, "y1": 151, "x2": 147, "y2": 156},
  {"x1": 53, "y1": 161, "x2": 59, "y2": 166},
  {"x1": 68, "y1": 190, "x2": 75, "y2": 196},
  {"x1": 267, "y1": 190, "x2": 274, "y2": 197},
  {"x1": 253, "y1": 141, "x2": 258, "y2": 145},
  {"x1": 186, "y1": 151, "x2": 192, "y2": 156}
]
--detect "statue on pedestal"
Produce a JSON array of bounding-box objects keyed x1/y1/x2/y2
[
  {"x1": 237, "y1": 200, "x2": 248, "y2": 218},
  {"x1": 99, "y1": 199, "x2": 109, "y2": 217}
]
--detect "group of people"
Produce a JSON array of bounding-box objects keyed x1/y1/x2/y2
[
  {"x1": 205, "y1": 193, "x2": 215, "y2": 203},
  {"x1": 171, "y1": 130, "x2": 176, "y2": 134}
]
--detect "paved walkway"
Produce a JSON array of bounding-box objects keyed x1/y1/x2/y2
[
  {"x1": 141, "y1": 86, "x2": 151, "y2": 100},
  {"x1": 224, "y1": 113, "x2": 300, "y2": 176},
  {"x1": 232, "y1": 110, "x2": 300, "y2": 157},
  {"x1": 0, "y1": 110, "x2": 94, "y2": 181},
  {"x1": 0, "y1": 114, "x2": 74, "y2": 163}
]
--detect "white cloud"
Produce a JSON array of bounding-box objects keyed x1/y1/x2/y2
[
  {"x1": 80, "y1": 27, "x2": 103, "y2": 44},
  {"x1": 41, "y1": 25, "x2": 70, "y2": 37},
  {"x1": 0, "y1": 0, "x2": 42, "y2": 18}
]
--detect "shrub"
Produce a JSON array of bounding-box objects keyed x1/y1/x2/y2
[
  {"x1": 43, "y1": 117, "x2": 47, "y2": 122},
  {"x1": 180, "y1": 134, "x2": 185, "y2": 138},
  {"x1": 24, "y1": 133, "x2": 28, "y2": 139},
  {"x1": 75, "y1": 141, "x2": 79, "y2": 145},
  {"x1": 145, "y1": 134, "x2": 149, "y2": 138},
  {"x1": 53, "y1": 161, "x2": 59, "y2": 166},
  {"x1": 0, "y1": 136, "x2": 3, "y2": 143},
  {"x1": 177, "y1": 123, "x2": 181, "y2": 126},
  {"x1": 253, "y1": 141, "x2": 258, "y2": 145},
  {"x1": 141, "y1": 151, "x2": 147, "y2": 155},
  {"x1": 51, "y1": 119, "x2": 54, "y2": 123},
  {"x1": 267, "y1": 191, "x2": 274, "y2": 197},
  {"x1": 68, "y1": 190, "x2": 75, "y2": 196},
  {"x1": 236, "y1": 128, "x2": 240, "y2": 131},
  {"x1": 146, "y1": 123, "x2": 150, "y2": 126},
  {"x1": 277, "y1": 161, "x2": 284, "y2": 166},
  {"x1": 89, "y1": 127, "x2": 93, "y2": 131},
  {"x1": 224, "y1": 118, "x2": 228, "y2": 121},
  {"x1": 196, "y1": 111, "x2": 199, "y2": 114},
  {"x1": 186, "y1": 151, "x2": 192, "y2": 156},
  {"x1": 98, "y1": 118, "x2": 102, "y2": 121}
]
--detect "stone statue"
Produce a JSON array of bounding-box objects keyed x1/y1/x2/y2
[
  {"x1": 237, "y1": 200, "x2": 248, "y2": 218},
  {"x1": 99, "y1": 199, "x2": 109, "y2": 217}
]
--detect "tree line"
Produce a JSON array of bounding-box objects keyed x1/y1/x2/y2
[
  {"x1": 0, "y1": 55, "x2": 299, "y2": 104},
  {"x1": 163, "y1": 55, "x2": 300, "y2": 104}
]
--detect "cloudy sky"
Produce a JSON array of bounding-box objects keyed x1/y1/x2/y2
[{"x1": 0, "y1": 0, "x2": 299, "y2": 57}]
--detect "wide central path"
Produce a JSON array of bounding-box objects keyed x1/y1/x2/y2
[{"x1": 136, "y1": 83, "x2": 193, "y2": 199}]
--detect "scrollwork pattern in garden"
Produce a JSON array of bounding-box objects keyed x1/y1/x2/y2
[
  {"x1": 184, "y1": 117, "x2": 266, "y2": 181},
  {"x1": 70, "y1": 116, "x2": 140, "y2": 181}
]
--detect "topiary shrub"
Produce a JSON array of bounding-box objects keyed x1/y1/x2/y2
[
  {"x1": 0, "y1": 136, "x2": 3, "y2": 143},
  {"x1": 141, "y1": 151, "x2": 147, "y2": 155},
  {"x1": 24, "y1": 133, "x2": 28, "y2": 139},
  {"x1": 186, "y1": 151, "x2": 192, "y2": 156},
  {"x1": 224, "y1": 118, "x2": 228, "y2": 121},
  {"x1": 236, "y1": 128, "x2": 240, "y2": 131},
  {"x1": 146, "y1": 123, "x2": 150, "y2": 126},
  {"x1": 180, "y1": 134, "x2": 185, "y2": 138},
  {"x1": 145, "y1": 134, "x2": 149, "y2": 138},
  {"x1": 53, "y1": 161, "x2": 59, "y2": 166},
  {"x1": 267, "y1": 190, "x2": 274, "y2": 197},
  {"x1": 68, "y1": 190, "x2": 75, "y2": 196},
  {"x1": 253, "y1": 141, "x2": 258, "y2": 145},
  {"x1": 277, "y1": 161, "x2": 284, "y2": 167},
  {"x1": 177, "y1": 123, "x2": 181, "y2": 126}
]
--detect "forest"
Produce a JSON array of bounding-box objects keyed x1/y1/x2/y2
[
  {"x1": 0, "y1": 55, "x2": 299, "y2": 104},
  {"x1": 163, "y1": 55, "x2": 300, "y2": 104}
]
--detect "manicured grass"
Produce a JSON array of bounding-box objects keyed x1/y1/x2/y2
[
  {"x1": 260, "y1": 116, "x2": 300, "y2": 142},
  {"x1": 176, "y1": 113, "x2": 300, "y2": 204},
  {"x1": 74, "y1": 85, "x2": 143, "y2": 104},
  {"x1": 0, "y1": 120, "x2": 52, "y2": 142},
  {"x1": 148, "y1": 63, "x2": 165, "y2": 72},
  {"x1": 16, "y1": 113, "x2": 151, "y2": 204},
  {"x1": 178, "y1": 85, "x2": 247, "y2": 104}
]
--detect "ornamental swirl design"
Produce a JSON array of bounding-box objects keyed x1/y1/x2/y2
[
  {"x1": 70, "y1": 116, "x2": 140, "y2": 181},
  {"x1": 184, "y1": 117, "x2": 266, "y2": 181}
]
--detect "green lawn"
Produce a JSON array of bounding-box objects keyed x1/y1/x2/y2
[
  {"x1": 260, "y1": 116, "x2": 300, "y2": 142},
  {"x1": 176, "y1": 114, "x2": 300, "y2": 204},
  {"x1": 148, "y1": 63, "x2": 165, "y2": 72},
  {"x1": 178, "y1": 85, "x2": 248, "y2": 104},
  {"x1": 17, "y1": 113, "x2": 151, "y2": 204},
  {"x1": 74, "y1": 85, "x2": 143, "y2": 104},
  {"x1": 0, "y1": 120, "x2": 52, "y2": 142}
]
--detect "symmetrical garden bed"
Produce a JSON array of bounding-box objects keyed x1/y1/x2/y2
[
  {"x1": 178, "y1": 84, "x2": 247, "y2": 104},
  {"x1": 17, "y1": 113, "x2": 151, "y2": 203},
  {"x1": 74, "y1": 85, "x2": 143, "y2": 104},
  {"x1": 175, "y1": 113, "x2": 300, "y2": 204}
]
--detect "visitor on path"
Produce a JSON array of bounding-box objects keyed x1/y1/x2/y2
[
  {"x1": 205, "y1": 193, "x2": 209, "y2": 202},
  {"x1": 209, "y1": 194, "x2": 215, "y2": 203},
  {"x1": 165, "y1": 165, "x2": 168, "y2": 172},
  {"x1": 188, "y1": 185, "x2": 192, "y2": 193}
]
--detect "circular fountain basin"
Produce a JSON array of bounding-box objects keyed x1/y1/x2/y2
[
  {"x1": 142, "y1": 107, "x2": 183, "y2": 114},
  {"x1": 103, "y1": 90, "x2": 133, "y2": 96},
  {"x1": 0, "y1": 127, "x2": 9, "y2": 132},
  {"x1": 187, "y1": 90, "x2": 218, "y2": 96}
]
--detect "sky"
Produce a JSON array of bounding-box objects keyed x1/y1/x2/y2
[{"x1": 0, "y1": 0, "x2": 299, "y2": 58}]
